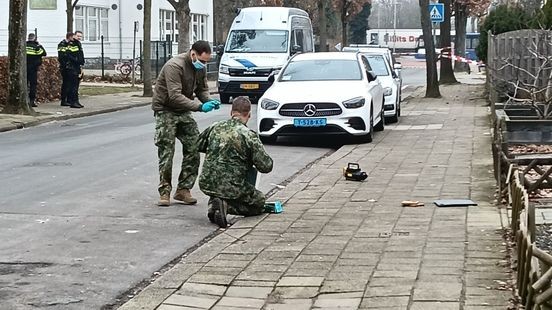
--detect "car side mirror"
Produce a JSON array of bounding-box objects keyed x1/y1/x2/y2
[
  {"x1": 216, "y1": 44, "x2": 225, "y2": 56},
  {"x1": 367, "y1": 71, "x2": 377, "y2": 82},
  {"x1": 393, "y1": 63, "x2": 402, "y2": 70},
  {"x1": 268, "y1": 70, "x2": 280, "y2": 84},
  {"x1": 291, "y1": 45, "x2": 302, "y2": 54}
]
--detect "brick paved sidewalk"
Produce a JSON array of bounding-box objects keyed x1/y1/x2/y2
[{"x1": 120, "y1": 83, "x2": 512, "y2": 310}]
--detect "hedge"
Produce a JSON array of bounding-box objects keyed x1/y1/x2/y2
[{"x1": 0, "y1": 57, "x2": 62, "y2": 107}]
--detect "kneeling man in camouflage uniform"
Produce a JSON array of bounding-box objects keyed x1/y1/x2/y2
[{"x1": 198, "y1": 96, "x2": 273, "y2": 227}]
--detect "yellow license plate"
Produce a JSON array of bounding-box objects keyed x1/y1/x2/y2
[{"x1": 240, "y1": 83, "x2": 259, "y2": 90}]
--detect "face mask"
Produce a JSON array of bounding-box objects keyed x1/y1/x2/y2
[{"x1": 192, "y1": 55, "x2": 206, "y2": 71}]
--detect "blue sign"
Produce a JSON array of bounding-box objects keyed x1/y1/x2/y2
[{"x1": 429, "y1": 3, "x2": 445, "y2": 23}]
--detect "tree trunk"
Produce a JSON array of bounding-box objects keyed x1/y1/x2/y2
[
  {"x1": 66, "y1": 0, "x2": 76, "y2": 33},
  {"x1": 318, "y1": 0, "x2": 328, "y2": 51},
  {"x1": 341, "y1": 3, "x2": 348, "y2": 48},
  {"x1": 439, "y1": 0, "x2": 457, "y2": 84},
  {"x1": 143, "y1": 0, "x2": 153, "y2": 97},
  {"x1": 172, "y1": 1, "x2": 191, "y2": 54},
  {"x1": 419, "y1": 0, "x2": 441, "y2": 98},
  {"x1": 2, "y1": 0, "x2": 32, "y2": 115},
  {"x1": 454, "y1": 2, "x2": 470, "y2": 73}
]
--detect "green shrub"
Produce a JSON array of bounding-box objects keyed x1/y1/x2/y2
[{"x1": 477, "y1": 5, "x2": 532, "y2": 62}]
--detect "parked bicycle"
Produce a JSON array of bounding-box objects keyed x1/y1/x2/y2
[{"x1": 114, "y1": 58, "x2": 141, "y2": 77}]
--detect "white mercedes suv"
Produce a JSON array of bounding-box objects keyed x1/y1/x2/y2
[{"x1": 257, "y1": 52, "x2": 385, "y2": 143}]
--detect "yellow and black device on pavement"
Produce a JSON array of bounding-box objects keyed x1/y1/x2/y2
[{"x1": 343, "y1": 163, "x2": 368, "y2": 181}]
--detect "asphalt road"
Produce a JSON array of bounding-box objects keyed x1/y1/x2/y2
[
  {"x1": 0, "y1": 104, "x2": 336, "y2": 309},
  {"x1": 0, "y1": 67, "x2": 425, "y2": 309}
]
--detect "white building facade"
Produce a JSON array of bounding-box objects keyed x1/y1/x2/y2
[{"x1": 0, "y1": 0, "x2": 214, "y2": 60}]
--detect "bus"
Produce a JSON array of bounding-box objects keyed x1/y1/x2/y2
[{"x1": 414, "y1": 32, "x2": 480, "y2": 61}]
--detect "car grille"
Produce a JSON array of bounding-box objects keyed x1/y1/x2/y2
[
  {"x1": 279, "y1": 102, "x2": 342, "y2": 117},
  {"x1": 229, "y1": 68, "x2": 273, "y2": 77}
]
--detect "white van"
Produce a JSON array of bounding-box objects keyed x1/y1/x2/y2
[{"x1": 217, "y1": 7, "x2": 315, "y2": 103}]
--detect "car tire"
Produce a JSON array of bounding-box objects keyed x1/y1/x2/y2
[
  {"x1": 387, "y1": 98, "x2": 400, "y2": 123},
  {"x1": 219, "y1": 93, "x2": 231, "y2": 104},
  {"x1": 374, "y1": 104, "x2": 385, "y2": 132},
  {"x1": 260, "y1": 135, "x2": 277, "y2": 144},
  {"x1": 358, "y1": 108, "x2": 373, "y2": 143}
]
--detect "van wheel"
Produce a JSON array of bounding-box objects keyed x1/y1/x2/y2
[{"x1": 219, "y1": 94, "x2": 231, "y2": 104}]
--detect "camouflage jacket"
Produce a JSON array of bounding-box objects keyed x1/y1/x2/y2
[{"x1": 198, "y1": 118, "x2": 273, "y2": 199}]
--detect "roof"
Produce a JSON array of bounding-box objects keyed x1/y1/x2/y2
[
  {"x1": 231, "y1": 7, "x2": 310, "y2": 30},
  {"x1": 291, "y1": 52, "x2": 359, "y2": 61},
  {"x1": 343, "y1": 46, "x2": 392, "y2": 53}
]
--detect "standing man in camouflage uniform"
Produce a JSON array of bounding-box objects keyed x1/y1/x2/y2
[
  {"x1": 198, "y1": 96, "x2": 273, "y2": 227},
  {"x1": 152, "y1": 40, "x2": 220, "y2": 207}
]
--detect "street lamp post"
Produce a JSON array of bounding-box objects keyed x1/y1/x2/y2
[{"x1": 392, "y1": 0, "x2": 398, "y2": 53}]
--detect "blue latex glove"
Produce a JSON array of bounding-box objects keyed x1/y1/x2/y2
[
  {"x1": 206, "y1": 99, "x2": 221, "y2": 110},
  {"x1": 201, "y1": 102, "x2": 216, "y2": 112}
]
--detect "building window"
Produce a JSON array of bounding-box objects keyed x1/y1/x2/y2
[
  {"x1": 74, "y1": 6, "x2": 109, "y2": 42},
  {"x1": 158, "y1": 11, "x2": 208, "y2": 43},
  {"x1": 191, "y1": 14, "x2": 207, "y2": 42},
  {"x1": 160, "y1": 9, "x2": 176, "y2": 42}
]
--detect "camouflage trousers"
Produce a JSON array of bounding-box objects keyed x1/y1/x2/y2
[
  {"x1": 207, "y1": 184, "x2": 266, "y2": 217},
  {"x1": 154, "y1": 111, "x2": 199, "y2": 196},
  {"x1": 226, "y1": 185, "x2": 266, "y2": 216}
]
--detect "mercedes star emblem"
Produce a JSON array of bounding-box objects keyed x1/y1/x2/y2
[{"x1": 303, "y1": 104, "x2": 317, "y2": 117}]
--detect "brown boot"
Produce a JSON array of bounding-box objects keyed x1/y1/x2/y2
[
  {"x1": 158, "y1": 194, "x2": 170, "y2": 207},
  {"x1": 173, "y1": 189, "x2": 197, "y2": 205}
]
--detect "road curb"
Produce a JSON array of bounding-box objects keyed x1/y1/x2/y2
[{"x1": 0, "y1": 102, "x2": 152, "y2": 133}]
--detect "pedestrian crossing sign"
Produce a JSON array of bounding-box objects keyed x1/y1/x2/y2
[{"x1": 429, "y1": 3, "x2": 445, "y2": 23}]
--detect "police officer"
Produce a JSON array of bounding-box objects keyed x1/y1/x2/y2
[
  {"x1": 197, "y1": 96, "x2": 274, "y2": 228},
  {"x1": 72, "y1": 31, "x2": 85, "y2": 107},
  {"x1": 58, "y1": 32, "x2": 73, "y2": 107},
  {"x1": 26, "y1": 33, "x2": 46, "y2": 107},
  {"x1": 58, "y1": 32, "x2": 84, "y2": 108}
]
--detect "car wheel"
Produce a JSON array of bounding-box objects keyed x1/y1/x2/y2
[
  {"x1": 374, "y1": 103, "x2": 385, "y2": 132},
  {"x1": 260, "y1": 135, "x2": 277, "y2": 144},
  {"x1": 358, "y1": 108, "x2": 373, "y2": 143},
  {"x1": 387, "y1": 99, "x2": 399, "y2": 123},
  {"x1": 219, "y1": 93, "x2": 231, "y2": 104}
]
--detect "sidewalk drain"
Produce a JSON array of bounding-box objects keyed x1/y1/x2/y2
[{"x1": 378, "y1": 232, "x2": 410, "y2": 238}]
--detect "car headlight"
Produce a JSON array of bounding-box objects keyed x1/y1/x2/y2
[
  {"x1": 261, "y1": 98, "x2": 280, "y2": 110},
  {"x1": 342, "y1": 97, "x2": 365, "y2": 109},
  {"x1": 219, "y1": 65, "x2": 229, "y2": 75},
  {"x1": 384, "y1": 87, "x2": 393, "y2": 96}
]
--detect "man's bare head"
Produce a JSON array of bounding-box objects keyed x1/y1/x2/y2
[{"x1": 231, "y1": 96, "x2": 252, "y2": 124}]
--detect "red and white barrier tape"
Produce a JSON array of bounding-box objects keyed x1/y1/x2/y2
[{"x1": 440, "y1": 53, "x2": 484, "y2": 65}]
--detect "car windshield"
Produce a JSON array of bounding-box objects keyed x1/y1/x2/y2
[
  {"x1": 279, "y1": 59, "x2": 362, "y2": 81},
  {"x1": 226, "y1": 30, "x2": 289, "y2": 53},
  {"x1": 365, "y1": 55, "x2": 389, "y2": 76}
]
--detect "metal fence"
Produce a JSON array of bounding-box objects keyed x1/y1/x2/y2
[{"x1": 487, "y1": 29, "x2": 552, "y2": 104}]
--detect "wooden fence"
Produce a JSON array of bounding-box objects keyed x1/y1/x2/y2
[
  {"x1": 487, "y1": 29, "x2": 552, "y2": 104},
  {"x1": 509, "y1": 164, "x2": 552, "y2": 309}
]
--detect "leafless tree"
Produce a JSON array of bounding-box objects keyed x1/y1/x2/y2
[
  {"x1": 66, "y1": 0, "x2": 80, "y2": 33},
  {"x1": 2, "y1": 0, "x2": 33, "y2": 115},
  {"x1": 419, "y1": 0, "x2": 441, "y2": 97},
  {"x1": 440, "y1": 0, "x2": 458, "y2": 84},
  {"x1": 167, "y1": 0, "x2": 191, "y2": 54},
  {"x1": 143, "y1": 0, "x2": 153, "y2": 97}
]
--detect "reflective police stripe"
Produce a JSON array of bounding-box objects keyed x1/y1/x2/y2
[{"x1": 26, "y1": 46, "x2": 43, "y2": 56}]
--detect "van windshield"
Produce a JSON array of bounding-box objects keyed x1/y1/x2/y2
[{"x1": 226, "y1": 30, "x2": 289, "y2": 53}]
